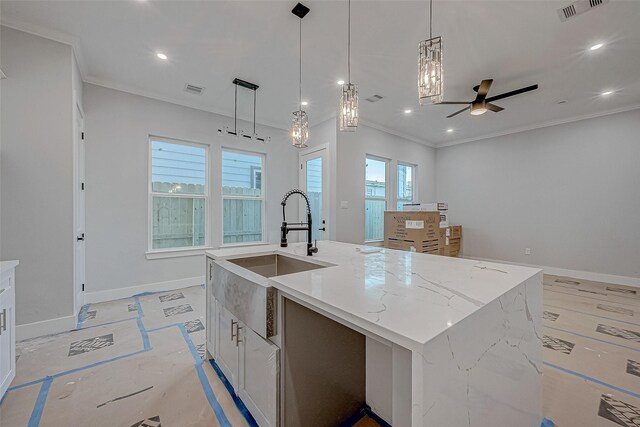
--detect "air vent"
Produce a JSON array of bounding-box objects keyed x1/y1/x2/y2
[
  {"x1": 184, "y1": 83, "x2": 205, "y2": 95},
  {"x1": 365, "y1": 94, "x2": 384, "y2": 103},
  {"x1": 558, "y1": 0, "x2": 609, "y2": 22}
]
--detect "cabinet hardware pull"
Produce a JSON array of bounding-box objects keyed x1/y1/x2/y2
[
  {"x1": 236, "y1": 325, "x2": 243, "y2": 347},
  {"x1": 0, "y1": 308, "x2": 6, "y2": 333},
  {"x1": 231, "y1": 319, "x2": 237, "y2": 341}
]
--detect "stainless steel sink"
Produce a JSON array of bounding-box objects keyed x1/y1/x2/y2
[
  {"x1": 227, "y1": 254, "x2": 326, "y2": 278},
  {"x1": 210, "y1": 253, "x2": 328, "y2": 338}
]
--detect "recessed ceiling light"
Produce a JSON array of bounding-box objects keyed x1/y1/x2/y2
[
  {"x1": 601, "y1": 90, "x2": 613, "y2": 96},
  {"x1": 404, "y1": 109, "x2": 412, "y2": 114},
  {"x1": 156, "y1": 52, "x2": 168, "y2": 60},
  {"x1": 589, "y1": 43, "x2": 604, "y2": 51},
  {"x1": 337, "y1": 80, "x2": 345, "y2": 85},
  {"x1": 447, "y1": 128, "x2": 454, "y2": 133},
  {"x1": 301, "y1": 101, "x2": 308, "y2": 106}
]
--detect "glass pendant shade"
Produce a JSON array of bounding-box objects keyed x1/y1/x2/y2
[
  {"x1": 290, "y1": 110, "x2": 309, "y2": 148},
  {"x1": 339, "y1": 83, "x2": 358, "y2": 132},
  {"x1": 418, "y1": 36, "x2": 443, "y2": 105}
]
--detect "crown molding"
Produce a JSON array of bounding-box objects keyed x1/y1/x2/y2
[
  {"x1": 359, "y1": 119, "x2": 437, "y2": 148},
  {"x1": 84, "y1": 77, "x2": 290, "y2": 132},
  {"x1": 436, "y1": 103, "x2": 640, "y2": 149},
  {"x1": 1, "y1": 16, "x2": 88, "y2": 80}
]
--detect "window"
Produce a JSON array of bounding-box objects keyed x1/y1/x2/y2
[
  {"x1": 365, "y1": 156, "x2": 387, "y2": 241},
  {"x1": 396, "y1": 163, "x2": 415, "y2": 210},
  {"x1": 149, "y1": 138, "x2": 207, "y2": 250},
  {"x1": 222, "y1": 150, "x2": 265, "y2": 244}
]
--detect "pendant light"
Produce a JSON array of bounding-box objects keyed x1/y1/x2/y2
[
  {"x1": 339, "y1": 0, "x2": 358, "y2": 132},
  {"x1": 291, "y1": 3, "x2": 310, "y2": 148},
  {"x1": 418, "y1": 0, "x2": 443, "y2": 105}
]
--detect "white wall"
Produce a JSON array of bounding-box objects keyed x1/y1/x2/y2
[
  {"x1": 0, "y1": 27, "x2": 75, "y2": 326},
  {"x1": 436, "y1": 109, "x2": 640, "y2": 280},
  {"x1": 83, "y1": 83, "x2": 300, "y2": 295},
  {"x1": 308, "y1": 117, "x2": 338, "y2": 240},
  {"x1": 335, "y1": 124, "x2": 437, "y2": 244}
]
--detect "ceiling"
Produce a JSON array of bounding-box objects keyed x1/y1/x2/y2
[{"x1": 2, "y1": 0, "x2": 640, "y2": 146}]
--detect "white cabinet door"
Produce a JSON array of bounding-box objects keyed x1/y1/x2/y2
[
  {"x1": 238, "y1": 323, "x2": 279, "y2": 427},
  {"x1": 216, "y1": 301, "x2": 239, "y2": 391},
  {"x1": 0, "y1": 283, "x2": 15, "y2": 399}
]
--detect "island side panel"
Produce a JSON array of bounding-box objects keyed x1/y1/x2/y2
[{"x1": 418, "y1": 272, "x2": 543, "y2": 427}]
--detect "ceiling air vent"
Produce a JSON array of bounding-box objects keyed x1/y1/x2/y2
[
  {"x1": 558, "y1": 0, "x2": 609, "y2": 22},
  {"x1": 184, "y1": 83, "x2": 205, "y2": 95},
  {"x1": 365, "y1": 94, "x2": 384, "y2": 103}
]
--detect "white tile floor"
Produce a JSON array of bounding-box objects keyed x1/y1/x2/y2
[{"x1": 1, "y1": 276, "x2": 640, "y2": 426}]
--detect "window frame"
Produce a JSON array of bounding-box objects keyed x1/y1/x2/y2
[
  {"x1": 147, "y1": 135, "x2": 210, "y2": 253},
  {"x1": 396, "y1": 161, "x2": 417, "y2": 211},
  {"x1": 364, "y1": 154, "x2": 389, "y2": 243},
  {"x1": 220, "y1": 148, "x2": 267, "y2": 247}
]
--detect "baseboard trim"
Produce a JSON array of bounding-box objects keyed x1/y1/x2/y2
[
  {"x1": 16, "y1": 315, "x2": 77, "y2": 341},
  {"x1": 84, "y1": 276, "x2": 205, "y2": 304},
  {"x1": 462, "y1": 256, "x2": 640, "y2": 288}
]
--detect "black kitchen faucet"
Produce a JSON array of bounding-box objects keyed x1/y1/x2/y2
[{"x1": 280, "y1": 189, "x2": 318, "y2": 256}]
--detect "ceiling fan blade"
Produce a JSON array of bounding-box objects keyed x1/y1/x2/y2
[
  {"x1": 475, "y1": 79, "x2": 493, "y2": 101},
  {"x1": 486, "y1": 103, "x2": 504, "y2": 113},
  {"x1": 446, "y1": 106, "x2": 470, "y2": 118},
  {"x1": 485, "y1": 84, "x2": 538, "y2": 103},
  {"x1": 438, "y1": 101, "x2": 470, "y2": 105}
]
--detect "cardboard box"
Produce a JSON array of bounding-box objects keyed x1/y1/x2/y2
[
  {"x1": 402, "y1": 202, "x2": 448, "y2": 212},
  {"x1": 384, "y1": 211, "x2": 441, "y2": 254},
  {"x1": 439, "y1": 226, "x2": 461, "y2": 257}
]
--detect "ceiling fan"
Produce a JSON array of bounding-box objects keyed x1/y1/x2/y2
[{"x1": 439, "y1": 79, "x2": 538, "y2": 118}]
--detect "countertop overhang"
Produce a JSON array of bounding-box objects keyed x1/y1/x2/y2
[{"x1": 207, "y1": 241, "x2": 541, "y2": 351}]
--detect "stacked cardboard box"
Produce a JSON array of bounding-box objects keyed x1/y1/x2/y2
[
  {"x1": 403, "y1": 202, "x2": 449, "y2": 228},
  {"x1": 439, "y1": 225, "x2": 462, "y2": 257},
  {"x1": 384, "y1": 211, "x2": 441, "y2": 254}
]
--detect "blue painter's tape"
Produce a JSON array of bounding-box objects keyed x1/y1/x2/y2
[
  {"x1": 541, "y1": 418, "x2": 555, "y2": 427},
  {"x1": 545, "y1": 325, "x2": 640, "y2": 353},
  {"x1": 545, "y1": 303, "x2": 640, "y2": 328},
  {"x1": 338, "y1": 405, "x2": 391, "y2": 427},
  {"x1": 76, "y1": 304, "x2": 91, "y2": 329},
  {"x1": 8, "y1": 377, "x2": 46, "y2": 392},
  {"x1": 28, "y1": 376, "x2": 52, "y2": 427},
  {"x1": 147, "y1": 323, "x2": 182, "y2": 333},
  {"x1": 177, "y1": 324, "x2": 233, "y2": 427},
  {"x1": 134, "y1": 296, "x2": 145, "y2": 317},
  {"x1": 137, "y1": 317, "x2": 151, "y2": 351},
  {"x1": 544, "y1": 361, "x2": 640, "y2": 399},
  {"x1": 209, "y1": 359, "x2": 259, "y2": 427}
]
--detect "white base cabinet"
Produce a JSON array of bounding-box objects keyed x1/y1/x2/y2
[
  {"x1": 0, "y1": 261, "x2": 18, "y2": 400},
  {"x1": 214, "y1": 302, "x2": 279, "y2": 427}
]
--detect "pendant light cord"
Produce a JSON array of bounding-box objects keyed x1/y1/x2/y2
[
  {"x1": 348, "y1": 0, "x2": 351, "y2": 84},
  {"x1": 299, "y1": 18, "x2": 302, "y2": 113},
  {"x1": 429, "y1": 0, "x2": 433, "y2": 39}
]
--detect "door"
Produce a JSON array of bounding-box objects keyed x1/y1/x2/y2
[
  {"x1": 238, "y1": 324, "x2": 279, "y2": 427},
  {"x1": 300, "y1": 148, "x2": 329, "y2": 242},
  {"x1": 74, "y1": 103, "x2": 86, "y2": 314},
  {"x1": 216, "y1": 302, "x2": 239, "y2": 391}
]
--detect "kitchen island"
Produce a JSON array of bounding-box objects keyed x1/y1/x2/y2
[{"x1": 206, "y1": 241, "x2": 542, "y2": 427}]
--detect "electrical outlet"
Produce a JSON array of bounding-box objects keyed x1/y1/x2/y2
[
  {"x1": 340, "y1": 201, "x2": 349, "y2": 209},
  {"x1": 525, "y1": 248, "x2": 531, "y2": 255}
]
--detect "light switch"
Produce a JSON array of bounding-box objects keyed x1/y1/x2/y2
[{"x1": 340, "y1": 201, "x2": 349, "y2": 209}]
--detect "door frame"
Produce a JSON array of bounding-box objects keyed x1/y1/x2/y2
[
  {"x1": 298, "y1": 144, "x2": 331, "y2": 242},
  {"x1": 72, "y1": 91, "x2": 86, "y2": 316}
]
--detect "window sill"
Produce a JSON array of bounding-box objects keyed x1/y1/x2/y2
[
  {"x1": 146, "y1": 247, "x2": 213, "y2": 260},
  {"x1": 219, "y1": 241, "x2": 271, "y2": 249}
]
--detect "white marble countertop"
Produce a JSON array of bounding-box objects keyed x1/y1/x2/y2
[
  {"x1": 207, "y1": 242, "x2": 541, "y2": 350},
  {"x1": 0, "y1": 260, "x2": 19, "y2": 274}
]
